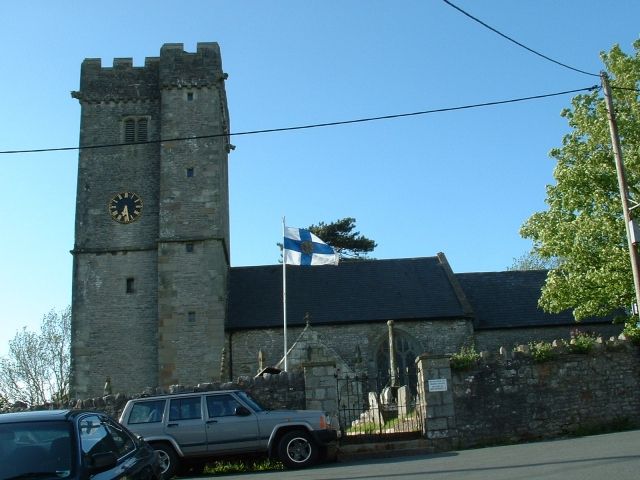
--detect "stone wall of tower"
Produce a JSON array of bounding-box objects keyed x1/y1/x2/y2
[
  {"x1": 157, "y1": 241, "x2": 228, "y2": 385},
  {"x1": 156, "y1": 43, "x2": 230, "y2": 386},
  {"x1": 72, "y1": 251, "x2": 159, "y2": 396},
  {"x1": 71, "y1": 57, "x2": 162, "y2": 398},
  {"x1": 71, "y1": 43, "x2": 230, "y2": 397}
]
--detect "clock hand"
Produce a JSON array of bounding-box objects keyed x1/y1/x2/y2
[{"x1": 122, "y1": 204, "x2": 130, "y2": 222}]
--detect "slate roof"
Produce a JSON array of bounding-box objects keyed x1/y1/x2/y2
[
  {"x1": 455, "y1": 270, "x2": 611, "y2": 329},
  {"x1": 227, "y1": 256, "x2": 468, "y2": 330},
  {"x1": 228, "y1": 257, "x2": 614, "y2": 331}
]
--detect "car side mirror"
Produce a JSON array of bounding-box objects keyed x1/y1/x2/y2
[
  {"x1": 235, "y1": 406, "x2": 251, "y2": 416},
  {"x1": 89, "y1": 451, "x2": 118, "y2": 473}
]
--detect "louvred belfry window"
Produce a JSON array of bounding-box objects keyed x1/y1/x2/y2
[
  {"x1": 137, "y1": 118, "x2": 148, "y2": 142},
  {"x1": 124, "y1": 118, "x2": 136, "y2": 142},
  {"x1": 123, "y1": 117, "x2": 149, "y2": 143}
]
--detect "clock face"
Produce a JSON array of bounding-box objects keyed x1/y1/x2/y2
[{"x1": 108, "y1": 192, "x2": 143, "y2": 224}]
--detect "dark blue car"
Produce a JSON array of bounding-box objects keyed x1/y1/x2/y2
[{"x1": 0, "y1": 409, "x2": 161, "y2": 480}]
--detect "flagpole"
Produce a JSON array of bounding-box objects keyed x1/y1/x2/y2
[{"x1": 282, "y1": 216, "x2": 288, "y2": 372}]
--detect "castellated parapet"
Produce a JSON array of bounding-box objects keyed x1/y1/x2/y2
[{"x1": 71, "y1": 42, "x2": 226, "y2": 104}]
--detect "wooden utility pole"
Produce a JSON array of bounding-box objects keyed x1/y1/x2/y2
[{"x1": 601, "y1": 72, "x2": 640, "y2": 314}]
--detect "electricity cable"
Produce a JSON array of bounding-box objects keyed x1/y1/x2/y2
[
  {"x1": 442, "y1": 0, "x2": 600, "y2": 78},
  {"x1": 611, "y1": 86, "x2": 640, "y2": 93},
  {"x1": 0, "y1": 85, "x2": 599, "y2": 155}
]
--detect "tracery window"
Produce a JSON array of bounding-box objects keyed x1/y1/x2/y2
[{"x1": 376, "y1": 330, "x2": 419, "y2": 390}]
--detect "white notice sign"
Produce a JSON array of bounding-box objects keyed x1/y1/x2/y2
[
  {"x1": 428, "y1": 378, "x2": 448, "y2": 392},
  {"x1": 630, "y1": 220, "x2": 640, "y2": 245}
]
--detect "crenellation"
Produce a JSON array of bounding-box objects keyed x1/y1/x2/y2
[
  {"x1": 113, "y1": 58, "x2": 133, "y2": 68},
  {"x1": 82, "y1": 58, "x2": 102, "y2": 69},
  {"x1": 197, "y1": 42, "x2": 219, "y2": 53},
  {"x1": 145, "y1": 57, "x2": 159, "y2": 67},
  {"x1": 76, "y1": 57, "x2": 160, "y2": 103},
  {"x1": 73, "y1": 44, "x2": 225, "y2": 104},
  {"x1": 159, "y1": 42, "x2": 223, "y2": 88},
  {"x1": 161, "y1": 43, "x2": 184, "y2": 52}
]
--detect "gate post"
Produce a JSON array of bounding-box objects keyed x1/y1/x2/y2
[
  {"x1": 303, "y1": 361, "x2": 338, "y2": 420},
  {"x1": 416, "y1": 354, "x2": 457, "y2": 449}
]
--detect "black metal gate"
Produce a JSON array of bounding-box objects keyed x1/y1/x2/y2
[{"x1": 335, "y1": 371, "x2": 423, "y2": 443}]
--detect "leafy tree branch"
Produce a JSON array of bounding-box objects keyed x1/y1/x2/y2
[{"x1": 521, "y1": 41, "x2": 640, "y2": 321}]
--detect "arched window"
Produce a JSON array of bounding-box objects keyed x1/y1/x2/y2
[
  {"x1": 376, "y1": 330, "x2": 419, "y2": 390},
  {"x1": 123, "y1": 117, "x2": 149, "y2": 143}
]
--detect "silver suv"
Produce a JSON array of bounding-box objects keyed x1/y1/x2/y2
[{"x1": 119, "y1": 390, "x2": 337, "y2": 478}]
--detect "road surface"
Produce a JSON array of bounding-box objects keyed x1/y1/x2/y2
[{"x1": 187, "y1": 429, "x2": 640, "y2": 480}]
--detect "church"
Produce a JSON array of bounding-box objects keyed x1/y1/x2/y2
[{"x1": 70, "y1": 43, "x2": 619, "y2": 398}]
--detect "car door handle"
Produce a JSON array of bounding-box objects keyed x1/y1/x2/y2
[
  {"x1": 167, "y1": 423, "x2": 179, "y2": 427},
  {"x1": 206, "y1": 420, "x2": 218, "y2": 424}
]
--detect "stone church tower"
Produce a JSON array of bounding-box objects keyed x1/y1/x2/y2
[{"x1": 70, "y1": 43, "x2": 231, "y2": 397}]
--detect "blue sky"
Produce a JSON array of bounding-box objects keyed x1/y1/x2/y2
[{"x1": 1, "y1": 0, "x2": 639, "y2": 355}]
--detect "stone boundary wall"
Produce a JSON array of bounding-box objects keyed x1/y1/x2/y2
[
  {"x1": 10, "y1": 337, "x2": 640, "y2": 453},
  {"x1": 2, "y1": 371, "x2": 305, "y2": 421},
  {"x1": 451, "y1": 336, "x2": 640, "y2": 448},
  {"x1": 475, "y1": 324, "x2": 623, "y2": 354}
]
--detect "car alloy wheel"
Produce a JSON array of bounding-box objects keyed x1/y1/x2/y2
[{"x1": 278, "y1": 430, "x2": 318, "y2": 468}]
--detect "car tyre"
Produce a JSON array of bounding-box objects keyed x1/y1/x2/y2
[
  {"x1": 277, "y1": 430, "x2": 318, "y2": 469},
  {"x1": 152, "y1": 443, "x2": 179, "y2": 479}
]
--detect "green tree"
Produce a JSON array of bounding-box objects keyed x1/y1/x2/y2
[
  {"x1": 308, "y1": 217, "x2": 377, "y2": 260},
  {"x1": 521, "y1": 41, "x2": 640, "y2": 321},
  {"x1": 507, "y1": 251, "x2": 561, "y2": 271},
  {"x1": 279, "y1": 217, "x2": 377, "y2": 262},
  {"x1": 0, "y1": 306, "x2": 71, "y2": 405}
]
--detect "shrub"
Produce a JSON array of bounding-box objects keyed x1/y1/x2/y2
[
  {"x1": 450, "y1": 345, "x2": 480, "y2": 371},
  {"x1": 564, "y1": 329, "x2": 598, "y2": 354},
  {"x1": 528, "y1": 341, "x2": 556, "y2": 362},
  {"x1": 623, "y1": 319, "x2": 640, "y2": 345}
]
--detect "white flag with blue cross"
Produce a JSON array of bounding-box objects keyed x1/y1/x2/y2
[{"x1": 283, "y1": 226, "x2": 339, "y2": 266}]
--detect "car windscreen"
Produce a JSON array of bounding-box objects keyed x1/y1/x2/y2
[{"x1": 0, "y1": 420, "x2": 74, "y2": 479}]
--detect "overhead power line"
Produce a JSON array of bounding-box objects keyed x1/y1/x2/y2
[
  {"x1": 0, "y1": 85, "x2": 599, "y2": 155},
  {"x1": 442, "y1": 0, "x2": 600, "y2": 78},
  {"x1": 611, "y1": 85, "x2": 640, "y2": 93}
]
